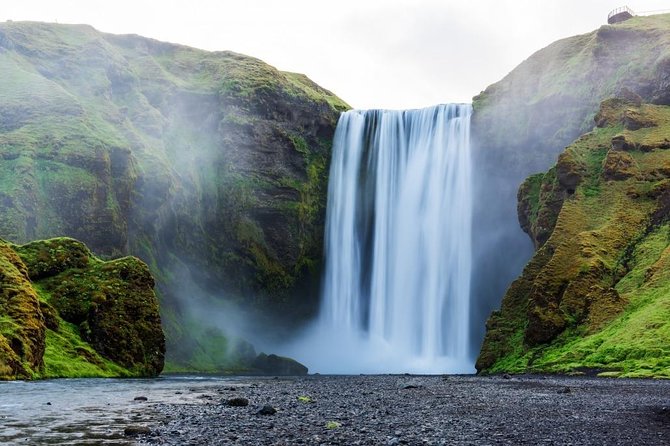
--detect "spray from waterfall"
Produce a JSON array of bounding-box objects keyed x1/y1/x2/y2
[{"x1": 278, "y1": 103, "x2": 474, "y2": 374}]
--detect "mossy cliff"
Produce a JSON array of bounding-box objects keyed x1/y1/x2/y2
[
  {"x1": 477, "y1": 96, "x2": 670, "y2": 378},
  {"x1": 0, "y1": 22, "x2": 348, "y2": 370},
  {"x1": 470, "y1": 13, "x2": 670, "y2": 356},
  {"x1": 0, "y1": 237, "x2": 164, "y2": 379}
]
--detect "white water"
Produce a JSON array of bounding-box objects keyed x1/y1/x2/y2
[{"x1": 281, "y1": 104, "x2": 474, "y2": 374}]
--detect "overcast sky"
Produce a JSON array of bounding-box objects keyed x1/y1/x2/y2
[{"x1": 2, "y1": 1, "x2": 669, "y2": 109}]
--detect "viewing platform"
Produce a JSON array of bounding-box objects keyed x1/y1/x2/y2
[{"x1": 608, "y1": 6, "x2": 635, "y2": 24}]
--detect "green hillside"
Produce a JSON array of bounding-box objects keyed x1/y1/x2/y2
[
  {"x1": 477, "y1": 95, "x2": 670, "y2": 378},
  {"x1": 0, "y1": 21, "x2": 348, "y2": 371}
]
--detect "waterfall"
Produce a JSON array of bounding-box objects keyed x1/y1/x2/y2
[{"x1": 318, "y1": 103, "x2": 473, "y2": 373}]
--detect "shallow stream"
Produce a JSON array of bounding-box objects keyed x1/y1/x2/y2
[{"x1": 0, "y1": 375, "x2": 232, "y2": 445}]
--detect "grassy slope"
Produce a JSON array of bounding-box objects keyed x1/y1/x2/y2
[
  {"x1": 0, "y1": 22, "x2": 350, "y2": 372},
  {"x1": 474, "y1": 13, "x2": 670, "y2": 170},
  {"x1": 469, "y1": 14, "x2": 670, "y2": 363},
  {"x1": 477, "y1": 99, "x2": 670, "y2": 378}
]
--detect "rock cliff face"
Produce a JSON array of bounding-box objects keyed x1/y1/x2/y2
[
  {"x1": 477, "y1": 96, "x2": 670, "y2": 378},
  {"x1": 0, "y1": 237, "x2": 164, "y2": 379},
  {"x1": 471, "y1": 13, "x2": 670, "y2": 358},
  {"x1": 0, "y1": 22, "x2": 348, "y2": 370}
]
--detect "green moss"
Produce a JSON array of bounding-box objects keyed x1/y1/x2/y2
[
  {"x1": 478, "y1": 100, "x2": 670, "y2": 377},
  {"x1": 0, "y1": 21, "x2": 349, "y2": 373},
  {"x1": 0, "y1": 239, "x2": 44, "y2": 379},
  {"x1": 283, "y1": 72, "x2": 350, "y2": 112},
  {"x1": 16, "y1": 237, "x2": 93, "y2": 279},
  {"x1": 287, "y1": 133, "x2": 309, "y2": 156},
  {"x1": 523, "y1": 173, "x2": 544, "y2": 226},
  {"x1": 473, "y1": 13, "x2": 670, "y2": 179},
  {"x1": 41, "y1": 321, "x2": 131, "y2": 378},
  {"x1": 0, "y1": 237, "x2": 165, "y2": 380}
]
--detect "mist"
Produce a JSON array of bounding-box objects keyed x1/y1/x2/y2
[
  {"x1": 2, "y1": 9, "x2": 670, "y2": 378},
  {"x1": 271, "y1": 321, "x2": 475, "y2": 374}
]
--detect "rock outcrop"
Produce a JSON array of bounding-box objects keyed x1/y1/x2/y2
[
  {"x1": 0, "y1": 237, "x2": 164, "y2": 379},
  {"x1": 251, "y1": 353, "x2": 308, "y2": 376},
  {"x1": 470, "y1": 13, "x2": 670, "y2": 358},
  {"x1": 477, "y1": 98, "x2": 670, "y2": 378}
]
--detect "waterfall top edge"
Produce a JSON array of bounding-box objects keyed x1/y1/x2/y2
[{"x1": 344, "y1": 103, "x2": 472, "y2": 114}]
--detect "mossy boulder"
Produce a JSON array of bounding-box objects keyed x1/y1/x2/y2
[
  {"x1": 0, "y1": 236, "x2": 164, "y2": 379},
  {"x1": 602, "y1": 150, "x2": 638, "y2": 181},
  {"x1": 0, "y1": 240, "x2": 44, "y2": 379},
  {"x1": 477, "y1": 99, "x2": 670, "y2": 378},
  {"x1": 16, "y1": 238, "x2": 92, "y2": 280}
]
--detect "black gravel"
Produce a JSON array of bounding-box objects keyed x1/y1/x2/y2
[{"x1": 137, "y1": 375, "x2": 670, "y2": 445}]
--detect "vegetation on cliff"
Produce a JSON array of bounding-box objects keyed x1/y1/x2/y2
[
  {"x1": 0, "y1": 21, "x2": 349, "y2": 371},
  {"x1": 477, "y1": 96, "x2": 670, "y2": 378},
  {"x1": 473, "y1": 13, "x2": 670, "y2": 173},
  {"x1": 0, "y1": 237, "x2": 164, "y2": 379},
  {"x1": 470, "y1": 13, "x2": 670, "y2": 359}
]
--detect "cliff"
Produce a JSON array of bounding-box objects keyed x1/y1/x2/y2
[
  {"x1": 0, "y1": 237, "x2": 164, "y2": 379},
  {"x1": 477, "y1": 95, "x2": 670, "y2": 378},
  {"x1": 0, "y1": 21, "x2": 348, "y2": 370},
  {"x1": 470, "y1": 13, "x2": 670, "y2": 359}
]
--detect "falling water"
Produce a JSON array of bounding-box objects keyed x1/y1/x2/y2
[
  {"x1": 313, "y1": 103, "x2": 473, "y2": 374},
  {"x1": 277, "y1": 104, "x2": 473, "y2": 373}
]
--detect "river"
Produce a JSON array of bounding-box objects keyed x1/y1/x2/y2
[{"x1": 0, "y1": 375, "x2": 234, "y2": 445}]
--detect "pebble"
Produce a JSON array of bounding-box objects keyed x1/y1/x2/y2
[
  {"x1": 124, "y1": 425, "x2": 151, "y2": 436},
  {"x1": 257, "y1": 405, "x2": 277, "y2": 415},
  {"x1": 226, "y1": 397, "x2": 249, "y2": 407},
  {"x1": 137, "y1": 375, "x2": 670, "y2": 445}
]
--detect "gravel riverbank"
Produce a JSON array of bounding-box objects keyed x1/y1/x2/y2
[{"x1": 137, "y1": 374, "x2": 670, "y2": 445}]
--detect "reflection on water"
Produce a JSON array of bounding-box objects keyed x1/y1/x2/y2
[{"x1": 0, "y1": 376, "x2": 233, "y2": 445}]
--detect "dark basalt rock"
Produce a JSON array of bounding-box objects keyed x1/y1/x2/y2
[
  {"x1": 257, "y1": 405, "x2": 277, "y2": 415},
  {"x1": 611, "y1": 134, "x2": 636, "y2": 151},
  {"x1": 124, "y1": 426, "x2": 151, "y2": 436},
  {"x1": 556, "y1": 151, "x2": 585, "y2": 193},
  {"x1": 226, "y1": 397, "x2": 250, "y2": 407},
  {"x1": 251, "y1": 353, "x2": 308, "y2": 376}
]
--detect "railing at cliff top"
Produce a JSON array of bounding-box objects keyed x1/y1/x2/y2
[{"x1": 608, "y1": 5, "x2": 635, "y2": 21}]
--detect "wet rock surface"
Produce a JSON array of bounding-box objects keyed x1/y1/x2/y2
[{"x1": 139, "y1": 375, "x2": 670, "y2": 445}]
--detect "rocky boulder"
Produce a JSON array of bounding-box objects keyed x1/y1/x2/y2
[
  {"x1": 251, "y1": 353, "x2": 308, "y2": 376},
  {"x1": 0, "y1": 236, "x2": 165, "y2": 379}
]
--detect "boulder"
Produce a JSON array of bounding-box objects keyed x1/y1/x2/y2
[
  {"x1": 252, "y1": 353, "x2": 308, "y2": 376},
  {"x1": 602, "y1": 150, "x2": 638, "y2": 181}
]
